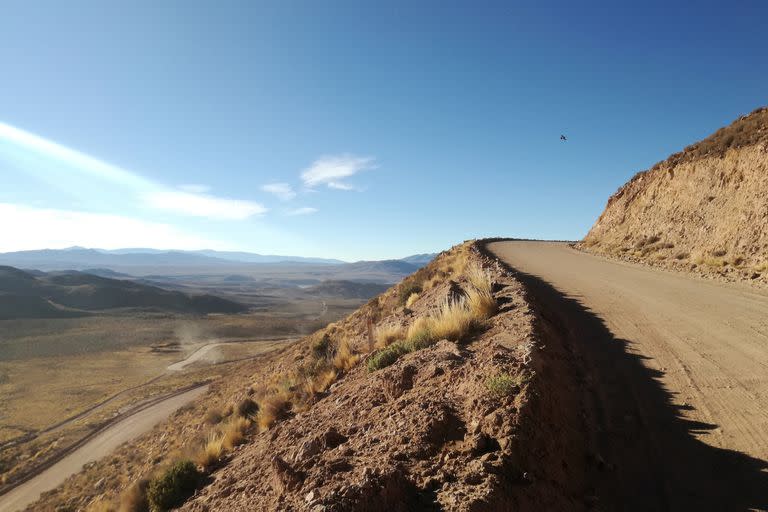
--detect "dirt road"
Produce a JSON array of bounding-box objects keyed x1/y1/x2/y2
[
  {"x1": 0, "y1": 386, "x2": 208, "y2": 512},
  {"x1": 488, "y1": 241, "x2": 768, "y2": 511}
]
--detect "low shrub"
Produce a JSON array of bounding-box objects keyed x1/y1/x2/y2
[
  {"x1": 310, "y1": 333, "x2": 332, "y2": 359},
  {"x1": 146, "y1": 460, "x2": 201, "y2": 512},
  {"x1": 203, "y1": 408, "x2": 223, "y2": 425},
  {"x1": 485, "y1": 373, "x2": 520, "y2": 398},
  {"x1": 367, "y1": 342, "x2": 410, "y2": 371},
  {"x1": 235, "y1": 398, "x2": 258, "y2": 417}
]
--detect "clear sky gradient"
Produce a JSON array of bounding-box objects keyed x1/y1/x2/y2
[{"x1": 1, "y1": 1, "x2": 766, "y2": 260}]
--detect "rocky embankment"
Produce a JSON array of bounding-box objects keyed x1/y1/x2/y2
[
  {"x1": 27, "y1": 241, "x2": 592, "y2": 511},
  {"x1": 580, "y1": 107, "x2": 768, "y2": 286}
]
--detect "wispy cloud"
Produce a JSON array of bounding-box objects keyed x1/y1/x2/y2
[
  {"x1": 0, "y1": 122, "x2": 266, "y2": 220},
  {"x1": 144, "y1": 190, "x2": 267, "y2": 219},
  {"x1": 286, "y1": 207, "x2": 318, "y2": 216},
  {"x1": 261, "y1": 182, "x2": 296, "y2": 201},
  {"x1": 301, "y1": 154, "x2": 374, "y2": 190},
  {"x1": 0, "y1": 203, "x2": 218, "y2": 251}
]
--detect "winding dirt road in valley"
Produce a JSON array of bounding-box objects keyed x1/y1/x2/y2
[
  {"x1": 0, "y1": 386, "x2": 208, "y2": 512},
  {"x1": 488, "y1": 241, "x2": 768, "y2": 512}
]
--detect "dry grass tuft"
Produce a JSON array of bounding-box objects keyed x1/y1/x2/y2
[
  {"x1": 221, "y1": 415, "x2": 250, "y2": 450},
  {"x1": 405, "y1": 292, "x2": 419, "y2": 308},
  {"x1": 302, "y1": 368, "x2": 338, "y2": 394},
  {"x1": 195, "y1": 432, "x2": 224, "y2": 469},
  {"x1": 374, "y1": 324, "x2": 404, "y2": 349},
  {"x1": 406, "y1": 316, "x2": 432, "y2": 342},
  {"x1": 429, "y1": 297, "x2": 478, "y2": 342},
  {"x1": 464, "y1": 263, "x2": 496, "y2": 319},
  {"x1": 257, "y1": 393, "x2": 290, "y2": 431},
  {"x1": 118, "y1": 479, "x2": 149, "y2": 512},
  {"x1": 332, "y1": 338, "x2": 359, "y2": 372}
]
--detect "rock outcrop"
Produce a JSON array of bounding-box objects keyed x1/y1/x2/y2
[{"x1": 581, "y1": 107, "x2": 768, "y2": 285}]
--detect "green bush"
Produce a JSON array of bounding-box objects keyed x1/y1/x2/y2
[
  {"x1": 147, "y1": 460, "x2": 201, "y2": 512},
  {"x1": 405, "y1": 326, "x2": 434, "y2": 350},
  {"x1": 367, "y1": 342, "x2": 410, "y2": 372},
  {"x1": 485, "y1": 373, "x2": 519, "y2": 398}
]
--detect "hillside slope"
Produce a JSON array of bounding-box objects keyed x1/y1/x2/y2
[
  {"x1": 580, "y1": 107, "x2": 768, "y2": 285},
  {"x1": 0, "y1": 266, "x2": 247, "y2": 318},
  {"x1": 24, "y1": 241, "x2": 593, "y2": 512}
]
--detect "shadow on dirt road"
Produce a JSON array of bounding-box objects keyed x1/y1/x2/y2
[{"x1": 512, "y1": 267, "x2": 768, "y2": 511}]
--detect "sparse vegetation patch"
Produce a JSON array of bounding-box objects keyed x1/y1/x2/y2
[{"x1": 146, "y1": 460, "x2": 201, "y2": 512}]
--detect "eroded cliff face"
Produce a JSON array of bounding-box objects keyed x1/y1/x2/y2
[{"x1": 581, "y1": 108, "x2": 768, "y2": 285}]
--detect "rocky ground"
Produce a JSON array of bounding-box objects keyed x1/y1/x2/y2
[{"x1": 25, "y1": 241, "x2": 594, "y2": 511}]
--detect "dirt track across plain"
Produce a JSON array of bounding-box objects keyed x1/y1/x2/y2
[
  {"x1": 0, "y1": 386, "x2": 208, "y2": 512},
  {"x1": 488, "y1": 241, "x2": 768, "y2": 511}
]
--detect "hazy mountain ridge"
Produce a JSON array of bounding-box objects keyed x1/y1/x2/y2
[
  {"x1": 0, "y1": 247, "x2": 435, "y2": 272},
  {"x1": 0, "y1": 266, "x2": 248, "y2": 319}
]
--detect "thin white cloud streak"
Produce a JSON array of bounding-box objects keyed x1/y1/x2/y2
[
  {"x1": 301, "y1": 154, "x2": 374, "y2": 190},
  {"x1": 144, "y1": 190, "x2": 267, "y2": 219},
  {"x1": 261, "y1": 182, "x2": 296, "y2": 201},
  {"x1": 0, "y1": 122, "x2": 266, "y2": 220},
  {"x1": 327, "y1": 181, "x2": 356, "y2": 191},
  {"x1": 286, "y1": 207, "x2": 318, "y2": 216},
  {"x1": 0, "y1": 203, "x2": 219, "y2": 252}
]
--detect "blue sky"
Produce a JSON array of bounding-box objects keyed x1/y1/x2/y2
[{"x1": 1, "y1": 1, "x2": 766, "y2": 261}]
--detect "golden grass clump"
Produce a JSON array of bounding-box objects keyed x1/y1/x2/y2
[
  {"x1": 374, "y1": 324, "x2": 404, "y2": 349},
  {"x1": 222, "y1": 415, "x2": 250, "y2": 450},
  {"x1": 429, "y1": 297, "x2": 477, "y2": 342},
  {"x1": 302, "y1": 368, "x2": 338, "y2": 394},
  {"x1": 464, "y1": 263, "x2": 497, "y2": 319},
  {"x1": 405, "y1": 292, "x2": 420, "y2": 308},
  {"x1": 332, "y1": 338, "x2": 359, "y2": 372},
  {"x1": 195, "y1": 432, "x2": 224, "y2": 469},
  {"x1": 257, "y1": 392, "x2": 290, "y2": 431},
  {"x1": 406, "y1": 316, "x2": 432, "y2": 341}
]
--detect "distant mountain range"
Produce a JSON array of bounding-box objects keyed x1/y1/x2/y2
[
  {"x1": 0, "y1": 248, "x2": 438, "y2": 281},
  {"x1": 0, "y1": 265, "x2": 247, "y2": 319},
  {"x1": 102, "y1": 248, "x2": 344, "y2": 265}
]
